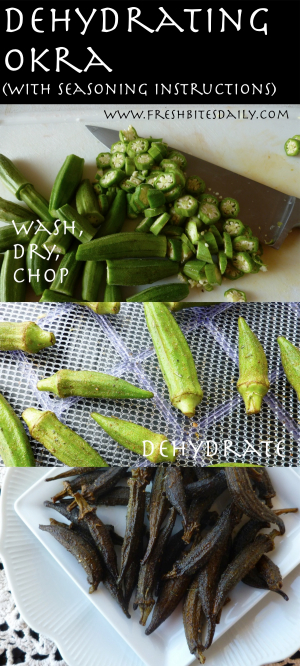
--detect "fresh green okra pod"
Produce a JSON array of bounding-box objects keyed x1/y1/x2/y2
[
  {"x1": 0, "y1": 196, "x2": 32, "y2": 223},
  {"x1": 0, "y1": 251, "x2": 26, "y2": 302},
  {"x1": 85, "y1": 302, "x2": 120, "y2": 314},
  {"x1": 82, "y1": 260, "x2": 106, "y2": 302},
  {"x1": 126, "y1": 283, "x2": 189, "y2": 303},
  {"x1": 103, "y1": 283, "x2": 122, "y2": 302},
  {"x1": 277, "y1": 336, "x2": 300, "y2": 400},
  {"x1": 0, "y1": 220, "x2": 36, "y2": 253},
  {"x1": 50, "y1": 240, "x2": 83, "y2": 296},
  {"x1": 144, "y1": 303, "x2": 203, "y2": 417},
  {"x1": 0, "y1": 320, "x2": 56, "y2": 353},
  {"x1": 237, "y1": 316, "x2": 270, "y2": 414},
  {"x1": 0, "y1": 155, "x2": 55, "y2": 224},
  {"x1": 37, "y1": 369, "x2": 154, "y2": 400},
  {"x1": 49, "y1": 154, "x2": 84, "y2": 217},
  {"x1": 26, "y1": 218, "x2": 56, "y2": 295},
  {"x1": 0, "y1": 393, "x2": 35, "y2": 466},
  {"x1": 96, "y1": 189, "x2": 127, "y2": 238},
  {"x1": 76, "y1": 232, "x2": 167, "y2": 262},
  {"x1": 22, "y1": 408, "x2": 108, "y2": 467},
  {"x1": 90, "y1": 412, "x2": 176, "y2": 463},
  {"x1": 107, "y1": 258, "x2": 180, "y2": 286}
]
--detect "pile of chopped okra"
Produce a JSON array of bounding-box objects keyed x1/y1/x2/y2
[{"x1": 0, "y1": 125, "x2": 268, "y2": 303}]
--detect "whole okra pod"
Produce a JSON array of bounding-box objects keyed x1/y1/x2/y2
[
  {"x1": 22, "y1": 408, "x2": 108, "y2": 467},
  {"x1": 237, "y1": 316, "x2": 270, "y2": 414},
  {"x1": 144, "y1": 302, "x2": 203, "y2": 418},
  {"x1": 0, "y1": 196, "x2": 32, "y2": 223},
  {"x1": 0, "y1": 155, "x2": 55, "y2": 225},
  {"x1": 37, "y1": 369, "x2": 154, "y2": 400},
  {"x1": 0, "y1": 392, "x2": 35, "y2": 466},
  {"x1": 90, "y1": 412, "x2": 176, "y2": 463},
  {"x1": 277, "y1": 336, "x2": 300, "y2": 400},
  {"x1": 0, "y1": 321, "x2": 55, "y2": 353}
]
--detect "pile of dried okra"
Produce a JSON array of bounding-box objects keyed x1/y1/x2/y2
[
  {"x1": 41, "y1": 466, "x2": 297, "y2": 664},
  {"x1": 0, "y1": 125, "x2": 267, "y2": 303},
  {"x1": 0, "y1": 304, "x2": 300, "y2": 467}
]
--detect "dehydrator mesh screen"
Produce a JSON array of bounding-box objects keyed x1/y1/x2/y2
[{"x1": 0, "y1": 301, "x2": 299, "y2": 467}]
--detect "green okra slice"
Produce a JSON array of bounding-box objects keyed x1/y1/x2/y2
[
  {"x1": 277, "y1": 336, "x2": 300, "y2": 400},
  {"x1": 90, "y1": 412, "x2": 176, "y2": 463},
  {"x1": 0, "y1": 393, "x2": 35, "y2": 466},
  {"x1": 237, "y1": 316, "x2": 270, "y2": 414},
  {"x1": 37, "y1": 369, "x2": 154, "y2": 400},
  {"x1": 144, "y1": 303, "x2": 203, "y2": 418},
  {"x1": 43, "y1": 222, "x2": 73, "y2": 256},
  {"x1": 76, "y1": 178, "x2": 104, "y2": 227},
  {"x1": 22, "y1": 408, "x2": 108, "y2": 467},
  {"x1": 0, "y1": 320, "x2": 56, "y2": 353},
  {"x1": 49, "y1": 154, "x2": 84, "y2": 217},
  {"x1": 75, "y1": 232, "x2": 167, "y2": 262}
]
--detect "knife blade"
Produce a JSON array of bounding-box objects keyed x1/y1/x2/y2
[{"x1": 86, "y1": 125, "x2": 300, "y2": 248}]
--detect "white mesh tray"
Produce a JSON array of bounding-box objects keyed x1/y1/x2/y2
[{"x1": 0, "y1": 301, "x2": 299, "y2": 467}]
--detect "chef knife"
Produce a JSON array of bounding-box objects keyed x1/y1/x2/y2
[{"x1": 86, "y1": 125, "x2": 300, "y2": 249}]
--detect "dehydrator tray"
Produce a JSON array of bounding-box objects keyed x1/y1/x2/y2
[{"x1": 0, "y1": 301, "x2": 299, "y2": 467}]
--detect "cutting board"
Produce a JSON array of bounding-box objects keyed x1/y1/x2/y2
[{"x1": 1, "y1": 103, "x2": 299, "y2": 302}]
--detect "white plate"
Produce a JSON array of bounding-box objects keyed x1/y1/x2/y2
[{"x1": 12, "y1": 467, "x2": 300, "y2": 666}]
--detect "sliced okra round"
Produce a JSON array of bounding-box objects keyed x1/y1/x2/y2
[
  {"x1": 224, "y1": 288, "x2": 247, "y2": 302},
  {"x1": 224, "y1": 259, "x2": 244, "y2": 280},
  {"x1": 168, "y1": 150, "x2": 187, "y2": 170},
  {"x1": 160, "y1": 159, "x2": 180, "y2": 171},
  {"x1": 111, "y1": 141, "x2": 127, "y2": 154},
  {"x1": 174, "y1": 195, "x2": 198, "y2": 218},
  {"x1": 198, "y1": 192, "x2": 220, "y2": 206},
  {"x1": 110, "y1": 152, "x2": 126, "y2": 170},
  {"x1": 232, "y1": 251, "x2": 255, "y2": 273},
  {"x1": 119, "y1": 126, "x2": 138, "y2": 143},
  {"x1": 154, "y1": 172, "x2": 177, "y2": 193},
  {"x1": 127, "y1": 138, "x2": 149, "y2": 157},
  {"x1": 134, "y1": 153, "x2": 154, "y2": 171},
  {"x1": 198, "y1": 201, "x2": 220, "y2": 224},
  {"x1": 284, "y1": 138, "x2": 300, "y2": 156},
  {"x1": 233, "y1": 235, "x2": 259, "y2": 252},
  {"x1": 223, "y1": 218, "x2": 245, "y2": 236},
  {"x1": 96, "y1": 152, "x2": 111, "y2": 169},
  {"x1": 220, "y1": 197, "x2": 240, "y2": 218},
  {"x1": 185, "y1": 175, "x2": 206, "y2": 196},
  {"x1": 100, "y1": 169, "x2": 126, "y2": 188}
]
